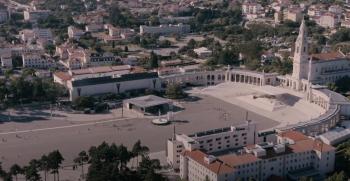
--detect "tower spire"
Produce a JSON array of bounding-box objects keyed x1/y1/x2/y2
[{"x1": 292, "y1": 17, "x2": 309, "y2": 81}]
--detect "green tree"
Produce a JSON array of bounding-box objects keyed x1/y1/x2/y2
[
  {"x1": 326, "y1": 171, "x2": 347, "y2": 181},
  {"x1": 148, "y1": 16, "x2": 160, "y2": 26},
  {"x1": 10, "y1": 164, "x2": 23, "y2": 181},
  {"x1": 165, "y1": 83, "x2": 186, "y2": 99},
  {"x1": 132, "y1": 140, "x2": 149, "y2": 168},
  {"x1": 24, "y1": 159, "x2": 41, "y2": 181},
  {"x1": 12, "y1": 56, "x2": 22, "y2": 67},
  {"x1": 48, "y1": 150, "x2": 64, "y2": 181},
  {"x1": 74, "y1": 151, "x2": 89, "y2": 179},
  {"x1": 73, "y1": 96, "x2": 96, "y2": 110},
  {"x1": 148, "y1": 51, "x2": 158, "y2": 68},
  {"x1": 45, "y1": 44, "x2": 56, "y2": 56},
  {"x1": 40, "y1": 155, "x2": 50, "y2": 181}
]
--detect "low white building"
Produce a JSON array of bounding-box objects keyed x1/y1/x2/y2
[
  {"x1": 193, "y1": 47, "x2": 212, "y2": 58},
  {"x1": 53, "y1": 65, "x2": 161, "y2": 100}
]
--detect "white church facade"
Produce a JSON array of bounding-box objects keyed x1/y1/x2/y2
[{"x1": 281, "y1": 19, "x2": 350, "y2": 92}]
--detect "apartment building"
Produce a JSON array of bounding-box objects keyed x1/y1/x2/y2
[
  {"x1": 20, "y1": 28, "x2": 53, "y2": 44},
  {"x1": 22, "y1": 53, "x2": 51, "y2": 69},
  {"x1": 1, "y1": 52, "x2": 12, "y2": 68},
  {"x1": 83, "y1": 51, "x2": 118, "y2": 67},
  {"x1": 23, "y1": 10, "x2": 50, "y2": 22},
  {"x1": 0, "y1": 9, "x2": 9, "y2": 23},
  {"x1": 167, "y1": 122, "x2": 257, "y2": 169},
  {"x1": 68, "y1": 26, "x2": 85, "y2": 40},
  {"x1": 179, "y1": 131, "x2": 335, "y2": 181},
  {"x1": 284, "y1": 8, "x2": 303, "y2": 22},
  {"x1": 242, "y1": 2, "x2": 264, "y2": 19},
  {"x1": 140, "y1": 24, "x2": 190, "y2": 35}
]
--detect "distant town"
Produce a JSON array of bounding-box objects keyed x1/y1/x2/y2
[{"x1": 1, "y1": 0, "x2": 350, "y2": 181}]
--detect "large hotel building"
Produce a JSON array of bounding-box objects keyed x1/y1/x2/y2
[{"x1": 167, "y1": 126, "x2": 335, "y2": 181}]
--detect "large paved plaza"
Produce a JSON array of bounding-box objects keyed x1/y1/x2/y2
[
  {"x1": 197, "y1": 82, "x2": 325, "y2": 128},
  {"x1": 0, "y1": 93, "x2": 277, "y2": 170}
]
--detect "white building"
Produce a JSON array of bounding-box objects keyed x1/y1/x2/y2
[
  {"x1": 1, "y1": 52, "x2": 12, "y2": 68},
  {"x1": 23, "y1": 10, "x2": 50, "y2": 22},
  {"x1": 140, "y1": 24, "x2": 191, "y2": 36},
  {"x1": 53, "y1": 65, "x2": 161, "y2": 100},
  {"x1": 22, "y1": 53, "x2": 52, "y2": 69},
  {"x1": 242, "y1": 2, "x2": 265, "y2": 19},
  {"x1": 193, "y1": 47, "x2": 212, "y2": 58},
  {"x1": 20, "y1": 28, "x2": 53, "y2": 44},
  {"x1": 284, "y1": 8, "x2": 303, "y2": 22},
  {"x1": 179, "y1": 131, "x2": 335, "y2": 181},
  {"x1": 281, "y1": 19, "x2": 350, "y2": 92},
  {"x1": 68, "y1": 26, "x2": 85, "y2": 40},
  {"x1": 167, "y1": 123, "x2": 257, "y2": 169},
  {"x1": 82, "y1": 51, "x2": 118, "y2": 67},
  {"x1": 85, "y1": 24, "x2": 103, "y2": 33},
  {"x1": 242, "y1": 2, "x2": 263, "y2": 15}
]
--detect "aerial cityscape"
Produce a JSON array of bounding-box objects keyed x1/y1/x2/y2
[{"x1": 1, "y1": 0, "x2": 350, "y2": 180}]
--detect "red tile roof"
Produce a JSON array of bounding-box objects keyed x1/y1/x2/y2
[
  {"x1": 278, "y1": 131, "x2": 308, "y2": 142},
  {"x1": 219, "y1": 153, "x2": 260, "y2": 167},
  {"x1": 54, "y1": 72, "x2": 72, "y2": 81},
  {"x1": 183, "y1": 150, "x2": 233, "y2": 174},
  {"x1": 311, "y1": 52, "x2": 345, "y2": 61}
]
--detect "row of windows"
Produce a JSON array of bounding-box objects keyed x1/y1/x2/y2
[{"x1": 201, "y1": 134, "x2": 247, "y2": 144}]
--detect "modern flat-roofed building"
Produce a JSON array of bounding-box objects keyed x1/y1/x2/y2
[
  {"x1": 179, "y1": 131, "x2": 335, "y2": 181},
  {"x1": 140, "y1": 24, "x2": 190, "y2": 36},
  {"x1": 54, "y1": 65, "x2": 161, "y2": 100},
  {"x1": 123, "y1": 95, "x2": 172, "y2": 115},
  {"x1": 167, "y1": 122, "x2": 257, "y2": 169}
]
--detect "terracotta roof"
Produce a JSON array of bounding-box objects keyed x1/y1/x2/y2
[
  {"x1": 279, "y1": 131, "x2": 308, "y2": 142},
  {"x1": 312, "y1": 139, "x2": 335, "y2": 152},
  {"x1": 288, "y1": 138, "x2": 335, "y2": 153},
  {"x1": 311, "y1": 52, "x2": 345, "y2": 61},
  {"x1": 183, "y1": 150, "x2": 233, "y2": 175},
  {"x1": 54, "y1": 72, "x2": 72, "y2": 81},
  {"x1": 219, "y1": 153, "x2": 260, "y2": 167}
]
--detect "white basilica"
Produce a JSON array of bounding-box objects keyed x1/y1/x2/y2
[{"x1": 282, "y1": 19, "x2": 350, "y2": 92}]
